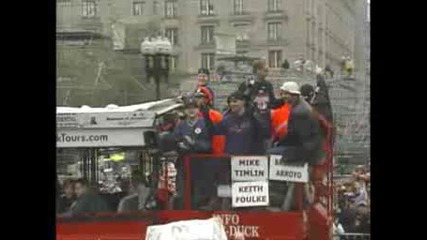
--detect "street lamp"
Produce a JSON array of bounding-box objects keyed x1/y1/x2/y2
[{"x1": 141, "y1": 36, "x2": 173, "y2": 100}]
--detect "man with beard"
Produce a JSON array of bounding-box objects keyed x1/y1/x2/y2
[{"x1": 267, "y1": 81, "x2": 322, "y2": 211}]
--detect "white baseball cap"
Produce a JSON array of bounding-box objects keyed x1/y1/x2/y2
[{"x1": 280, "y1": 81, "x2": 301, "y2": 95}]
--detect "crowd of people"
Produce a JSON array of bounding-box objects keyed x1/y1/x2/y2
[
  {"x1": 56, "y1": 178, "x2": 110, "y2": 214},
  {"x1": 57, "y1": 58, "x2": 337, "y2": 214},
  {"x1": 155, "y1": 58, "x2": 335, "y2": 210},
  {"x1": 334, "y1": 165, "x2": 370, "y2": 236}
]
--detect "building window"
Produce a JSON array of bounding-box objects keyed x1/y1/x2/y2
[
  {"x1": 268, "y1": 50, "x2": 282, "y2": 68},
  {"x1": 165, "y1": 28, "x2": 178, "y2": 45},
  {"x1": 234, "y1": 23, "x2": 249, "y2": 41},
  {"x1": 201, "y1": 26, "x2": 215, "y2": 44},
  {"x1": 153, "y1": 1, "x2": 160, "y2": 15},
  {"x1": 132, "y1": 1, "x2": 144, "y2": 16},
  {"x1": 81, "y1": 0, "x2": 97, "y2": 18},
  {"x1": 268, "y1": 0, "x2": 281, "y2": 12},
  {"x1": 170, "y1": 56, "x2": 179, "y2": 71},
  {"x1": 165, "y1": 0, "x2": 178, "y2": 18},
  {"x1": 201, "y1": 53, "x2": 215, "y2": 70},
  {"x1": 267, "y1": 22, "x2": 282, "y2": 40},
  {"x1": 200, "y1": 0, "x2": 214, "y2": 16},
  {"x1": 233, "y1": 0, "x2": 244, "y2": 15}
]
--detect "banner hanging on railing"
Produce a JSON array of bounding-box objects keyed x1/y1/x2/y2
[
  {"x1": 231, "y1": 156, "x2": 269, "y2": 181},
  {"x1": 231, "y1": 181, "x2": 269, "y2": 208},
  {"x1": 269, "y1": 155, "x2": 309, "y2": 183}
]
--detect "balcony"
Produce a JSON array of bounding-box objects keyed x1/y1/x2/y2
[
  {"x1": 265, "y1": 38, "x2": 289, "y2": 47},
  {"x1": 194, "y1": 42, "x2": 216, "y2": 51},
  {"x1": 197, "y1": 12, "x2": 220, "y2": 25},
  {"x1": 264, "y1": 10, "x2": 288, "y2": 21},
  {"x1": 236, "y1": 39, "x2": 251, "y2": 48},
  {"x1": 229, "y1": 12, "x2": 254, "y2": 24}
]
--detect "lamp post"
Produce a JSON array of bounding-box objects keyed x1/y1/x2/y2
[{"x1": 141, "y1": 36, "x2": 172, "y2": 100}]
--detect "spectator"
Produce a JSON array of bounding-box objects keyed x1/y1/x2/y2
[
  {"x1": 70, "y1": 178, "x2": 110, "y2": 214},
  {"x1": 281, "y1": 59, "x2": 290, "y2": 71},
  {"x1": 345, "y1": 56, "x2": 354, "y2": 77},
  {"x1": 333, "y1": 216, "x2": 345, "y2": 240},
  {"x1": 238, "y1": 60, "x2": 278, "y2": 110},
  {"x1": 355, "y1": 204, "x2": 370, "y2": 234},
  {"x1": 58, "y1": 179, "x2": 76, "y2": 213},
  {"x1": 194, "y1": 87, "x2": 225, "y2": 154},
  {"x1": 117, "y1": 179, "x2": 139, "y2": 212},
  {"x1": 314, "y1": 74, "x2": 334, "y2": 123},
  {"x1": 325, "y1": 64, "x2": 334, "y2": 78},
  {"x1": 300, "y1": 84, "x2": 316, "y2": 103},
  {"x1": 338, "y1": 204, "x2": 358, "y2": 232},
  {"x1": 196, "y1": 68, "x2": 215, "y2": 107},
  {"x1": 340, "y1": 56, "x2": 347, "y2": 73},
  {"x1": 346, "y1": 182, "x2": 368, "y2": 207},
  {"x1": 214, "y1": 91, "x2": 269, "y2": 155}
]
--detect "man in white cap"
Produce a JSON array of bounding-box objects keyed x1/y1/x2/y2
[
  {"x1": 272, "y1": 81, "x2": 322, "y2": 165},
  {"x1": 267, "y1": 81, "x2": 322, "y2": 210}
]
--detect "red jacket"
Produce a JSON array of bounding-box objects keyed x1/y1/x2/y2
[
  {"x1": 198, "y1": 108, "x2": 225, "y2": 154},
  {"x1": 270, "y1": 103, "x2": 291, "y2": 141}
]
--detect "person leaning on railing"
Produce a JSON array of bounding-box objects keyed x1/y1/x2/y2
[
  {"x1": 171, "y1": 97, "x2": 213, "y2": 209},
  {"x1": 266, "y1": 81, "x2": 323, "y2": 211}
]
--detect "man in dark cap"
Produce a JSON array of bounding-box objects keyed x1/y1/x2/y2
[
  {"x1": 172, "y1": 97, "x2": 212, "y2": 209},
  {"x1": 214, "y1": 91, "x2": 269, "y2": 155},
  {"x1": 173, "y1": 97, "x2": 211, "y2": 154}
]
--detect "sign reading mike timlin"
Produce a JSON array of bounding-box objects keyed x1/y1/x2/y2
[
  {"x1": 231, "y1": 181, "x2": 269, "y2": 208},
  {"x1": 269, "y1": 155, "x2": 309, "y2": 183},
  {"x1": 231, "y1": 156, "x2": 269, "y2": 181}
]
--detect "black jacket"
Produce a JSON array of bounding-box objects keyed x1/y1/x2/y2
[
  {"x1": 238, "y1": 79, "x2": 278, "y2": 109},
  {"x1": 58, "y1": 195, "x2": 76, "y2": 213},
  {"x1": 172, "y1": 118, "x2": 211, "y2": 154},
  {"x1": 277, "y1": 99, "x2": 323, "y2": 164},
  {"x1": 71, "y1": 193, "x2": 110, "y2": 214},
  {"x1": 313, "y1": 75, "x2": 333, "y2": 123}
]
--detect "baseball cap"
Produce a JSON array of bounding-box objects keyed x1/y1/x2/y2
[
  {"x1": 228, "y1": 91, "x2": 245, "y2": 101},
  {"x1": 184, "y1": 97, "x2": 198, "y2": 108}
]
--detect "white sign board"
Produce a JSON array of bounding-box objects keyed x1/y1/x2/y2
[
  {"x1": 232, "y1": 181, "x2": 269, "y2": 208},
  {"x1": 57, "y1": 112, "x2": 79, "y2": 128},
  {"x1": 269, "y1": 155, "x2": 309, "y2": 183},
  {"x1": 56, "y1": 129, "x2": 146, "y2": 148},
  {"x1": 56, "y1": 111, "x2": 155, "y2": 129},
  {"x1": 231, "y1": 156, "x2": 268, "y2": 181},
  {"x1": 145, "y1": 218, "x2": 227, "y2": 240}
]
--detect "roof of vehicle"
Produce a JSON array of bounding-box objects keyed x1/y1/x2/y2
[{"x1": 57, "y1": 98, "x2": 183, "y2": 115}]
